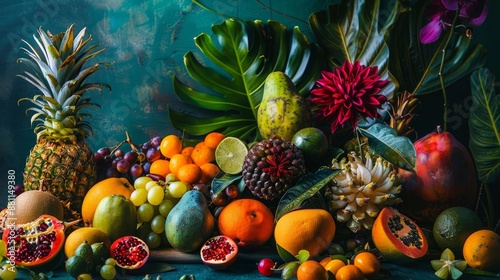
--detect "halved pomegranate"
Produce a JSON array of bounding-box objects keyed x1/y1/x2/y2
[
  {"x1": 110, "y1": 236, "x2": 149, "y2": 269},
  {"x1": 200, "y1": 235, "x2": 238, "y2": 270},
  {"x1": 1, "y1": 214, "x2": 78, "y2": 267}
]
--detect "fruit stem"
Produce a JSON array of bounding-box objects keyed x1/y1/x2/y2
[{"x1": 438, "y1": 8, "x2": 460, "y2": 132}]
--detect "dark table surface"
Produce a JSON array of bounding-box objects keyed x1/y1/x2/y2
[{"x1": 16, "y1": 252, "x2": 498, "y2": 280}]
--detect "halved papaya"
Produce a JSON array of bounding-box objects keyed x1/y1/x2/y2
[{"x1": 372, "y1": 207, "x2": 428, "y2": 264}]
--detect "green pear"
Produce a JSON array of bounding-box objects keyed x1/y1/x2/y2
[
  {"x1": 257, "y1": 71, "x2": 311, "y2": 140},
  {"x1": 165, "y1": 190, "x2": 214, "y2": 252}
]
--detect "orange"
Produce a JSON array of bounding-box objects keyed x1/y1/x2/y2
[
  {"x1": 296, "y1": 260, "x2": 328, "y2": 280},
  {"x1": 149, "y1": 159, "x2": 170, "y2": 177},
  {"x1": 353, "y1": 251, "x2": 381, "y2": 277},
  {"x1": 190, "y1": 145, "x2": 215, "y2": 166},
  {"x1": 195, "y1": 141, "x2": 207, "y2": 148},
  {"x1": 160, "y1": 134, "x2": 183, "y2": 159},
  {"x1": 217, "y1": 198, "x2": 274, "y2": 248},
  {"x1": 176, "y1": 163, "x2": 202, "y2": 184},
  {"x1": 319, "y1": 256, "x2": 332, "y2": 267},
  {"x1": 274, "y1": 209, "x2": 336, "y2": 262},
  {"x1": 204, "y1": 132, "x2": 225, "y2": 149},
  {"x1": 169, "y1": 154, "x2": 193, "y2": 176},
  {"x1": 199, "y1": 163, "x2": 220, "y2": 183},
  {"x1": 325, "y1": 259, "x2": 346, "y2": 275},
  {"x1": 181, "y1": 146, "x2": 195, "y2": 157},
  {"x1": 64, "y1": 227, "x2": 111, "y2": 258},
  {"x1": 463, "y1": 229, "x2": 500, "y2": 272},
  {"x1": 335, "y1": 264, "x2": 365, "y2": 280},
  {"x1": 81, "y1": 177, "x2": 135, "y2": 226}
]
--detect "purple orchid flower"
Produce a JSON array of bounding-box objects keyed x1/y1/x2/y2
[{"x1": 420, "y1": 0, "x2": 488, "y2": 44}]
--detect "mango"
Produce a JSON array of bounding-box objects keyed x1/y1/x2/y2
[{"x1": 257, "y1": 71, "x2": 311, "y2": 140}]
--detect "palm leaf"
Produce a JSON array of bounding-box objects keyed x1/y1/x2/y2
[
  {"x1": 468, "y1": 68, "x2": 500, "y2": 184},
  {"x1": 308, "y1": 0, "x2": 401, "y2": 99},
  {"x1": 169, "y1": 18, "x2": 325, "y2": 140},
  {"x1": 388, "y1": 0, "x2": 487, "y2": 95}
]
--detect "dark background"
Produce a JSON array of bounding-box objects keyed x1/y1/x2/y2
[{"x1": 1, "y1": 0, "x2": 499, "y2": 217}]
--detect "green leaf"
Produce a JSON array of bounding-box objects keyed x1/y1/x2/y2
[
  {"x1": 275, "y1": 168, "x2": 339, "y2": 222},
  {"x1": 388, "y1": 0, "x2": 486, "y2": 95},
  {"x1": 210, "y1": 173, "x2": 242, "y2": 195},
  {"x1": 308, "y1": 0, "x2": 402, "y2": 99},
  {"x1": 169, "y1": 19, "x2": 325, "y2": 140},
  {"x1": 468, "y1": 68, "x2": 500, "y2": 184},
  {"x1": 357, "y1": 123, "x2": 416, "y2": 171},
  {"x1": 276, "y1": 243, "x2": 296, "y2": 263}
]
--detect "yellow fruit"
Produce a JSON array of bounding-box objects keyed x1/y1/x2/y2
[
  {"x1": 81, "y1": 177, "x2": 134, "y2": 226},
  {"x1": 324, "y1": 259, "x2": 346, "y2": 275},
  {"x1": 463, "y1": 229, "x2": 500, "y2": 272},
  {"x1": 274, "y1": 209, "x2": 335, "y2": 262},
  {"x1": 64, "y1": 227, "x2": 111, "y2": 258}
]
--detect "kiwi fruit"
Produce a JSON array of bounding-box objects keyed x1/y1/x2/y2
[{"x1": 12, "y1": 190, "x2": 64, "y2": 224}]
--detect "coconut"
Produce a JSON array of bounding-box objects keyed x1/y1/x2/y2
[{"x1": 12, "y1": 190, "x2": 64, "y2": 224}]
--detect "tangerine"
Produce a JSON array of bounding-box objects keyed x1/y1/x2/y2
[
  {"x1": 463, "y1": 229, "x2": 500, "y2": 272},
  {"x1": 296, "y1": 260, "x2": 328, "y2": 280},
  {"x1": 204, "y1": 132, "x2": 225, "y2": 150},
  {"x1": 181, "y1": 146, "x2": 195, "y2": 157},
  {"x1": 177, "y1": 163, "x2": 202, "y2": 184},
  {"x1": 217, "y1": 198, "x2": 274, "y2": 248},
  {"x1": 353, "y1": 251, "x2": 381, "y2": 277},
  {"x1": 324, "y1": 259, "x2": 346, "y2": 275},
  {"x1": 190, "y1": 145, "x2": 215, "y2": 166},
  {"x1": 149, "y1": 159, "x2": 170, "y2": 177},
  {"x1": 199, "y1": 163, "x2": 220, "y2": 183},
  {"x1": 335, "y1": 264, "x2": 365, "y2": 280},
  {"x1": 169, "y1": 154, "x2": 193, "y2": 177},
  {"x1": 160, "y1": 135, "x2": 183, "y2": 159},
  {"x1": 81, "y1": 177, "x2": 135, "y2": 226}
]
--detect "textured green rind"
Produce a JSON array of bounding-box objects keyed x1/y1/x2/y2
[{"x1": 257, "y1": 72, "x2": 312, "y2": 141}]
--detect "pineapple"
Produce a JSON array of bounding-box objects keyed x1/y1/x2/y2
[{"x1": 17, "y1": 24, "x2": 110, "y2": 220}]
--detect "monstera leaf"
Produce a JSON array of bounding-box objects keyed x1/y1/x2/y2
[
  {"x1": 168, "y1": 19, "x2": 325, "y2": 140},
  {"x1": 469, "y1": 68, "x2": 500, "y2": 184},
  {"x1": 388, "y1": 0, "x2": 487, "y2": 96},
  {"x1": 308, "y1": 0, "x2": 402, "y2": 99}
]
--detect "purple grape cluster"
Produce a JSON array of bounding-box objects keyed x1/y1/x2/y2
[{"x1": 94, "y1": 136, "x2": 164, "y2": 182}]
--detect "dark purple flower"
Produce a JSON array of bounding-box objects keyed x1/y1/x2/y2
[
  {"x1": 420, "y1": 0, "x2": 488, "y2": 44},
  {"x1": 309, "y1": 61, "x2": 389, "y2": 134}
]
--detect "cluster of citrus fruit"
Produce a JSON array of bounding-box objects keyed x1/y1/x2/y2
[{"x1": 157, "y1": 132, "x2": 225, "y2": 184}]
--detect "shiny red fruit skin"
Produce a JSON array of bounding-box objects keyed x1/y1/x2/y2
[
  {"x1": 257, "y1": 258, "x2": 275, "y2": 277},
  {"x1": 398, "y1": 130, "x2": 478, "y2": 224}
]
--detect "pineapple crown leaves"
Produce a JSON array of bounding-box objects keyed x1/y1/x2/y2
[{"x1": 17, "y1": 24, "x2": 111, "y2": 141}]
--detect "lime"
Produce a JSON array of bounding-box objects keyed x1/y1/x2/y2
[
  {"x1": 292, "y1": 127, "x2": 328, "y2": 159},
  {"x1": 432, "y1": 206, "x2": 483, "y2": 257},
  {"x1": 215, "y1": 137, "x2": 249, "y2": 174}
]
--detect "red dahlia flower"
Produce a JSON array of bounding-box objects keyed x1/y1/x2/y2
[{"x1": 310, "y1": 60, "x2": 389, "y2": 134}]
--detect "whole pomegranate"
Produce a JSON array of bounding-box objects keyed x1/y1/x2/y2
[{"x1": 398, "y1": 128, "x2": 478, "y2": 224}]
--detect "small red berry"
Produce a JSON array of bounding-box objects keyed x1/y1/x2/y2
[{"x1": 257, "y1": 258, "x2": 275, "y2": 277}]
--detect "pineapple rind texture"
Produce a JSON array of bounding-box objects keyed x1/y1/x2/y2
[{"x1": 23, "y1": 138, "x2": 96, "y2": 220}]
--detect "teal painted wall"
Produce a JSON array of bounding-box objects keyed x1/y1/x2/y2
[{"x1": 1, "y1": 1, "x2": 498, "y2": 209}]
